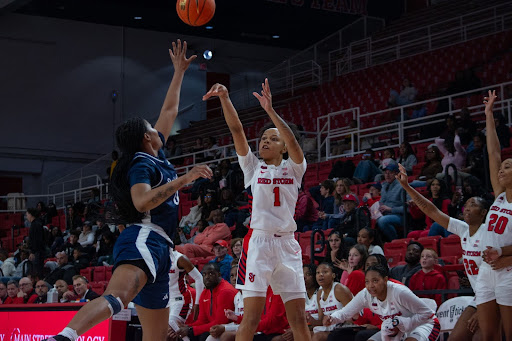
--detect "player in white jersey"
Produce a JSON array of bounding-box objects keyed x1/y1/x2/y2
[
  {"x1": 324, "y1": 265, "x2": 440, "y2": 341},
  {"x1": 203, "y1": 79, "x2": 309, "y2": 341},
  {"x1": 477, "y1": 90, "x2": 512, "y2": 341},
  {"x1": 304, "y1": 264, "x2": 320, "y2": 321},
  {"x1": 396, "y1": 163, "x2": 491, "y2": 340},
  {"x1": 311, "y1": 263, "x2": 353, "y2": 340},
  {"x1": 167, "y1": 251, "x2": 204, "y2": 340}
]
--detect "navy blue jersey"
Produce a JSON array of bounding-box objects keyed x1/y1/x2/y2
[{"x1": 128, "y1": 132, "x2": 179, "y2": 238}]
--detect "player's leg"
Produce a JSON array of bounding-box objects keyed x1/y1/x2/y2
[
  {"x1": 136, "y1": 304, "x2": 170, "y2": 341},
  {"x1": 477, "y1": 300, "x2": 501, "y2": 341},
  {"x1": 283, "y1": 297, "x2": 311, "y2": 341},
  {"x1": 449, "y1": 306, "x2": 478, "y2": 341},
  {"x1": 47, "y1": 263, "x2": 147, "y2": 341},
  {"x1": 498, "y1": 305, "x2": 512, "y2": 341},
  {"x1": 235, "y1": 295, "x2": 266, "y2": 341},
  {"x1": 219, "y1": 331, "x2": 237, "y2": 341},
  {"x1": 311, "y1": 331, "x2": 329, "y2": 341}
]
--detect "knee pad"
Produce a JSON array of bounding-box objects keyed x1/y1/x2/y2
[{"x1": 104, "y1": 294, "x2": 124, "y2": 316}]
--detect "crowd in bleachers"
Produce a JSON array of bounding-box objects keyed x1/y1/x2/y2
[{"x1": 0, "y1": 27, "x2": 511, "y2": 340}]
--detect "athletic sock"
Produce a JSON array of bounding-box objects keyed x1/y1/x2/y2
[{"x1": 58, "y1": 327, "x2": 79, "y2": 341}]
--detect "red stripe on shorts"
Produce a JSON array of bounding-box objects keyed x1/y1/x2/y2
[{"x1": 237, "y1": 229, "x2": 253, "y2": 286}]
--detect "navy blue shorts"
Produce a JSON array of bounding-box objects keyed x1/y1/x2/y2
[{"x1": 113, "y1": 224, "x2": 172, "y2": 309}]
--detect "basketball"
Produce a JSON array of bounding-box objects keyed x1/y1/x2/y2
[{"x1": 176, "y1": 0, "x2": 216, "y2": 27}]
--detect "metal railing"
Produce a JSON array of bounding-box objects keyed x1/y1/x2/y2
[{"x1": 332, "y1": 4, "x2": 512, "y2": 77}]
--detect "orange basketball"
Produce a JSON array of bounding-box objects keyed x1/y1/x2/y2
[{"x1": 176, "y1": 0, "x2": 216, "y2": 27}]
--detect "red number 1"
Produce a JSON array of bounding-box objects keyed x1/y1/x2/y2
[{"x1": 273, "y1": 187, "x2": 281, "y2": 206}]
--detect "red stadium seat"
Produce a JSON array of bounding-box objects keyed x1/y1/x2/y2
[
  {"x1": 80, "y1": 267, "x2": 94, "y2": 282},
  {"x1": 90, "y1": 282, "x2": 105, "y2": 296},
  {"x1": 93, "y1": 266, "x2": 106, "y2": 282},
  {"x1": 384, "y1": 240, "x2": 408, "y2": 256},
  {"x1": 418, "y1": 236, "x2": 441, "y2": 253},
  {"x1": 386, "y1": 249, "x2": 404, "y2": 268},
  {"x1": 440, "y1": 235, "x2": 462, "y2": 258},
  {"x1": 106, "y1": 266, "x2": 113, "y2": 281}
]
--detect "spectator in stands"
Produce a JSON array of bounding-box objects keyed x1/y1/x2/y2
[
  {"x1": 492, "y1": 113, "x2": 511, "y2": 148},
  {"x1": 379, "y1": 148, "x2": 396, "y2": 174},
  {"x1": 461, "y1": 132, "x2": 486, "y2": 182},
  {"x1": 408, "y1": 249, "x2": 446, "y2": 307},
  {"x1": 179, "y1": 195, "x2": 204, "y2": 234},
  {"x1": 419, "y1": 145, "x2": 443, "y2": 182},
  {"x1": 164, "y1": 136, "x2": 183, "y2": 159},
  {"x1": 4, "y1": 280, "x2": 22, "y2": 304},
  {"x1": 389, "y1": 241, "x2": 423, "y2": 286},
  {"x1": 66, "y1": 206, "x2": 82, "y2": 231},
  {"x1": 49, "y1": 226, "x2": 64, "y2": 256},
  {"x1": 55, "y1": 279, "x2": 73, "y2": 302},
  {"x1": 78, "y1": 221, "x2": 95, "y2": 248},
  {"x1": 68, "y1": 275, "x2": 99, "y2": 302},
  {"x1": 295, "y1": 184, "x2": 319, "y2": 232},
  {"x1": 209, "y1": 240, "x2": 233, "y2": 281},
  {"x1": 72, "y1": 246, "x2": 90, "y2": 272},
  {"x1": 201, "y1": 190, "x2": 220, "y2": 222},
  {"x1": 45, "y1": 251, "x2": 76, "y2": 285},
  {"x1": 335, "y1": 194, "x2": 369, "y2": 245},
  {"x1": 327, "y1": 178, "x2": 357, "y2": 230},
  {"x1": 218, "y1": 159, "x2": 240, "y2": 193},
  {"x1": 376, "y1": 162, "x2": 408, "y2": 242},
  {"x1": 396, "y1": 142, "x2": 417, "y2": 175},
  {"x1": 324, "y1": 230, "x2": 348, "y2": 281},
  {"x1": 34, "y1": 280, "x2": 50, "y2": 304},
  {"x1": 448, "y1": 175, "x2": 493, "y2": 220},
  {"x1": 0, "y1": 281, "x2": 7, "y2": 304},
  {"x1": 219, "y1": 188, "x2": 239, "y2": 227},
  {"x1": 13, "y1": 248, "x2": 32, "y2": 278},
  {"x1": 230, "y1": 238, "x2": 242, "y2": 263},
  {"x1": 360, "y1": 183, "x2": 382, "y2": 222},
  {"x1": 309, "y1": 179, "x2": 335, "y2": 231},
  {"x1": 26, "y1": 207, "x2": 45, "y2": 277},
  {"x1": 176, "y1": 209, "x2": 231, "y2": 259},
  {"x1": 409, "y1": 179, "x2": 452, "y2": 238},
  {"x1": 357, "y1": 227, "x2": 384, "y2": 256},
  {"x1": 435, "y1": 132, "x2": 467, "y2": 184},
  {"x1": 61, "y1": 230, "x2": 80, "y2": 260},
  {"x1": 84, "y1": 188, "x2": 101, "y2": 221},
  {"x1": 0, "y1": 249, "x2": 15, "y2": 278},
  {"x1": 95, "y1": 231, "x2": 115, "y2": 266},
  {"x1": 337, "y1": 244, "x2": 368, "y2": 296},
  {"x1": 203, "y1": 137, "x2": 222, "y2": 161},
  {"x1": 457, "y1": 107, "x2": 477, "y2": 146},
  {"x1": 439, "y1": 115, "x2": 457, "y2": 141},
  {"x1": 94, "y1": 217, "x2": 110, "y2": 243},
  {"x1": 36, "y1": 201, "x2": 50, "y2": 225},
  {"x1": 353, "y1": 149, "x2": 382, "y2": 184},
  {"x1": 17, "y1": 276, "x2": 38, "y2": 303},
  {"x1": 171, "y1": 263, "x2": 237, "y2": 341},
  {"x1": 388, "y1": 78, "x2": 418, "y2": 107},
  {"x1": 328, "y1": 159, "x2": 356, "y2": 180},
  {"x1": 178, "y1": 219, "x2": 208, "y2": 245}
]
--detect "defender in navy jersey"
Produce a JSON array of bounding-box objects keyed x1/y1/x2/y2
[{"x1": 44, "y1": 40, "x2": 212, "y2": 341}]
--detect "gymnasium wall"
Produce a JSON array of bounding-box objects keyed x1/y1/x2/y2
[{"x1": 0, "y1": 13, "x2": 296, "y2": 195}]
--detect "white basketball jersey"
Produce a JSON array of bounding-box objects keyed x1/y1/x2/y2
[
  {"x1": 305, "y1": 289, "x2": 319, "y2": 320},
  {"x1": 238, "y1": 149, "x2": 306, "y2": 233},
  {"x1": 169, "y1": 251, "x2": 187, "y2": 299},
  {"x1": 481, "y1": 192, "x2": 512, "y2": 270},
  {"x1": 319, "y1": 283, "x2": 344, "y2": 316},
  {"x1": 234, "y1": 291, "x2": 244, "y2": 317},
  {"x1": 448, "y1": 218, "x2": 487, "y2": 289}
]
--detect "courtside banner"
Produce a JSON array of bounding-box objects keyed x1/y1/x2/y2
[{"x1": 0, "y1": 304, "x2": 119, "y2": 341}]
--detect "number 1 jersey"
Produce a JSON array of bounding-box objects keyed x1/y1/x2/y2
[{"x1": 238, "y1": 148, "x2": 306, "y2": 233}]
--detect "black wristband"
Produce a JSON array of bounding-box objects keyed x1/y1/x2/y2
[{"x1": 187, "y1": 327, "x2": 194, "y2": 338}]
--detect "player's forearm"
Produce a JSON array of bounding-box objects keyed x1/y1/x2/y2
[
  {"x1": 133, "y1": 173, "x2": 192, "y2": 212},
  {"x1": 265, "y1": 107, "x2": 300, "y2": 150},
  {"x1": 219, "y1": 96, "x2": 243, "y2": 133},
  {"x1": 486, "y1": 110, "x2": 501, "y2": 159},
  {"x1": 160, "y1": 69, "x2": 185, "y2": 117},
  {"x1": 403, "y1": 183, "x2": 448, "y2": 228}
]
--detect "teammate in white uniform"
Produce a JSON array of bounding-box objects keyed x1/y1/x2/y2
[
  {"x1": 476, "y1": 90, "x2": 512, "y2": 341},
  {"x1": 304, "y1": 264, "x2": 320, "y2": 321},
  {"x1": 203, "y1": 79, "x2": 310, "y2": 341},
  {"x1": 396, "y1": 163, "x2": 490, "y2": 340},
  {"x1": 324, "y1": 265, "x2": 440, "y2": 341},
  {"x1": 311, "y1": 263, "x2": 353, "y2": 341},
  {"x1": 168, "y1": 251, "x2": 204, "y2": 341}
]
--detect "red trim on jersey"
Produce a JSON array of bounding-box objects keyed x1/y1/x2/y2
[
  {"x1": 237, "y1": 229, "x2": 253, "y2": 285},
  {"x1": 428, "y1": 318, "x2": 441, "y2": 341}
]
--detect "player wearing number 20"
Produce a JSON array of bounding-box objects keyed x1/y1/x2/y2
[
  {"x1": 476, "y1": 90, "x2": 512, "y2": 341},
  {"x1": 202, "y1": 79, "x2": 311, "y2": 341}
]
